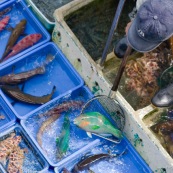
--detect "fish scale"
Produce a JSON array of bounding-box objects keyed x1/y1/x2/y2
[
  {"x1": 0, "y1": 16, "x2": 10, "y2": 31},
  {"x1": 2, "y1": 33, "x2": 42, "y2": 62}
]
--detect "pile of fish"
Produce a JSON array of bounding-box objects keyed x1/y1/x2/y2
[
  {"x1": 0, "y1": 7, "x2": 42, "y2": 62},
  {"x1": 0, "y1": 133, "x2": 27, "y2": 173}
]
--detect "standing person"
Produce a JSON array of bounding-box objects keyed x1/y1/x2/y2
[{"x1": 114, "y1": 0, "x2": 173, "y2": 56}]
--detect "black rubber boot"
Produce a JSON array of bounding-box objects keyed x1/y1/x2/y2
[{"x1": 151, "y1": 84, "x2": 173, "y2": 107}]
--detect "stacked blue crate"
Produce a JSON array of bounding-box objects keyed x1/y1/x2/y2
[{"x1": 0, "y1": 0, "x2": 153, "y2": 172}]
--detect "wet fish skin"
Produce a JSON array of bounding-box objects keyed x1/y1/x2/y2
[
  {"x1": 73, "y1": 112, "x2": 122, "y2": 139},
  {"x1": 39, "y1": 100, "x2": 84, "y2": 117},
  {"x1": 37, "y1": 113, "x2": 61, "y2": 147},
  {"x1": 1, "y1": 19, "x2": 27, "y2": 60},
  {"x1": 2, "y1": 33, "x2": 42, "y2": 62},
  {"x1": 0, "y1": 66, "x2": 45, "y2": 85},
  {"x1": 56, "y1": 114, "x2": 70, "y2": 159},
  {"x1": 72, "y1": 153, "x2": 112, "y2": 173},
  {"x1": 1, "y1": 85, "x2": 56, "y2": 104},
  {"x1": 0, "y1": 16, "x2": 10, "y2": 32},
  {"x1": 0, "y1": 7, "x2": 11, "y2": 18}
]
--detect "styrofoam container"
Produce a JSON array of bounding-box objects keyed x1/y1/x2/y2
[
  {"x1": 0, "y1": 123, "x2": 49, "y2": 172},
  {"x1": 0, "y1": 42, "x2": 84, "y2": 119},
  {"x1": 0, "y1": 0, "x2": 50, "y2": 66},
  {"x1": 54, "y1": 136, "x2": 152, "y2": 173},
  {"x1": 20, "y1": 86, "x2": 101, "y2": 167},
  {"x1": 0, "y1": 90, "x2": 16, "y2": 132}
]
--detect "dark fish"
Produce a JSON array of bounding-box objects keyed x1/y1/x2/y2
[
  {"x1": 1, "y1": 85, "x2": 56, "y2": 104},
  {"x1": 0, "y1": 7, "x2": 12, "y2": 18},
  {"x1": 1, "y1": 19, "x2": 27, "y2": 61},
  {"x1": 72, "y1": 153, "x2": 113, "y2": 173},
  {"x1": 150, "y1": 120, "x2": 173, "y2": 135},
  {"x1": 39, "y1": 100, "x2": 84, "y2": 117},
  {"x1": 0, "y1": 66, "x2": 45, "y2": 85}
]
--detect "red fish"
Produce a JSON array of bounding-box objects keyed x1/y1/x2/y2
[
  {"x1": 2, "y1": 33, "x2": 42, "y2": 62},
  {"x1": 0, "y1": 16, "x2": 10, "y2": 32}
]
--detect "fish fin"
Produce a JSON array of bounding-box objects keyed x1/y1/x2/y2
[
  {"x1": 86, "y1": 132, "x2": 92, "y2": 138},
  {"x1": 6, "y1": 26, "x2": 14, "y2": 32},
  {"x1": 91, "y1": 125, "x2": 100, "y2": 130}
]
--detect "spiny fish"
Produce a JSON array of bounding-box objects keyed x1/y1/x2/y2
[
  {"x1": 1, "y1": 85, "x2": 56, "y2": 104},
  {"x1": 56, "y1": 113, "x2": 70, "y2": 159},
  {"x1": 72, "y1": 153, "x2": 115, "y2": 173},
  {"x1": 2, "y1": 33, "x2": 42, "y2": 62},
  {"x1": 39, "y1": 100, "x2": 84, "y2": 117},
  {"x1": 1, "y1": 19, "x2": 27, "y2": 61},
  {"x1": 0, "y1": 66, "x2": 45, "y2": 85},
  {"x1": 0, "y1": 7, "x2": 11, "y2": 18},
  {"x1": 73, "y1": 112, "x2": 122, "y2": 139},
  {"x1": 37, "y1": 113, "x2": 60, "y2": 147},
  {"x1": 0, "y1": 16, "x2": 10, "y2": 32}
]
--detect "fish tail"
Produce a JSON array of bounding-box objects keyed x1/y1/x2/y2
[
  {"x1": 36, "y1": 66, "x2": 46, "y2": 74},
  {"x1": 111, "y1": 128, "x2": 123, "y2": 139}
]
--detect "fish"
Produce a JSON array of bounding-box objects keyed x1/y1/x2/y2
[
  {"x1": 56, "y1": 113, "x2": 70, "y2": 159},
  {"x1": 1, "y1": 85, "x2": 56, "y2": 104},
  {"x1": 39, "y1": 100, "x2": 84, "y2": 117},
  {"x1": 37, "y1": 113, "x2": 61, "y2": 147},
  {"x1": 72, "y1": 153, "x2": 115, "y2": 173},
  {"x1": 0, "y1": 16, "x2": 10, "y2": 32},
  {"x1": 0, "y1": 66, "x2": 45, "y2": 85},
  {"x1": 62, "y1": 168, "x2": 71, "y2": 173},
  {"x1": 73, "y1": 112, "x2": 122, "y2": 139},
  {"x1": 1, "y1": 19, "x2": 27, "y2": 61},
  {"x1": 2, "y1": 33, "x2": 42, "y2": 62},
  {"x1": 0, "y1": 7, "x2": 12, "y2": 17},
  {"x1": 150, "y1": 120, "x2": 173, "y2": 135}
]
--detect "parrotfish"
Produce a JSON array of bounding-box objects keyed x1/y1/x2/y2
[
  {"x1": 1, "y1": 19, "x2": 27, "y2": 61},
  {"x1": 56, "y1": 114, "x2": 70, "y2": 159},
  {"x1": 2, "y1": 33, "x2": 42, "y2": 62},
  {"x1": 73, "y1": 112, "x2": 122, "y2": 139},
  {"x1": 0, "y1": 16, "x2": 10, "y2": 32}
]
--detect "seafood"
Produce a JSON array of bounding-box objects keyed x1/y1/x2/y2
[
  {"x1": 37, "y1": 113, "x2": 60, "y2": 146},
  {"x1": 72, "y1": 153, "x2": 115, "y2": 173},
  {"x1": 1, "y1": 85, "x2": 56, "y2": 104},
  {"x1": 73, "y1": 112, "x2": 122, "y2": 139},
  {"x1": 62, "y1": 168, "x2": 71, "y2": 173},
  {"x1": 0, "y1": 66, "x2": 45, "y2": 85},
  {"x1": 0, "y1": 115, "x2": 5, "y2": 120},
  {"x1": 0, "y1": 133, "x2": 21, "y2": 164},
  {"x1": 2, "y1": 33, "x2": 42, "y2": 62},
  {"x1": 0, "y1": 16, "x2": 10, "y2": 32},
  {"x1": 39, "y1": 100, "x2": 84, "y2": 117},
  {"x1": 151, "y1": 120, "x2": 173, "y2": 135},
  {"x1": 56, "y1": 114, "x2": 70, "y2": 159},
  {"x1": 0, "y1": 7, "x2": 11, "y2": 17},
  {"x1": 1, "y1": 19, "x2": 27, "y2": 61},
  {"x1": 7, "y1": 146, "x2": 26, "y2": 173}
]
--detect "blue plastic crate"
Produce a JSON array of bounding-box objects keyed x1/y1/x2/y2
[
  {"x1": 54, "y1": 136, "x2": 152, "y2": 173},
  {"x1": 0, "y1": 90, "x2": 16, "y2": 132},
  {"x1": 20, "y1": 86, "x2": 103, "y2": 167},
  {"x1": 0, "y1": 0, "x2": 50, "y2": 66},
  {"x1": 0, "y1": 0, "x2": 8, "y2": 5},
  {"x1": 0, "y1": 123, "x2": 49, "y2": 172},
  {"x1": 0, "y1": 163, "x2": 6, "y2": 173},
  {"x1": 0, "y1": 42, "x2": 84, "y2": 119}
]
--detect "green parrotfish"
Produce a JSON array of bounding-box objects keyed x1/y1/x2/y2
[
  {"x1": 56, "y1": 114, "x2": 70, "y2": 159},
  {"x1": 73, "y1": 112, "x2": 122, "y2": 139}
]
